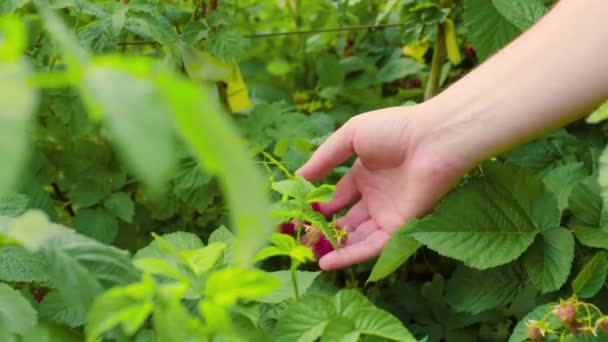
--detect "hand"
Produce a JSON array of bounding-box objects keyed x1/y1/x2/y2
[{"x1": 296, "y1": 104, "x2": 474, "y2": 270}]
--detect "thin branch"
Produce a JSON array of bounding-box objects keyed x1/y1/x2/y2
[{"x1": 243, "y1": 23, "x2": 403, "y2": 38}]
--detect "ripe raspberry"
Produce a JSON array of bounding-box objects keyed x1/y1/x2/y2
[
  {"x1": 465, "y1": 44, "x2": 476, "y2": 59},
  {"x1": 312, "y1": 235, "x2": 333, "y2": 259},
  {"x1": 278, "y1": 222, "x2": 296, "y2": 236},
  {"x1": 32, "y1": 288, "x2": 47, "y2": 303},
  {"x1": 553, "y1": 303, "x2": 577, "y2": 323},
  {"x1": 310, "y1": 202, "x2": 321, "y2": 213}
]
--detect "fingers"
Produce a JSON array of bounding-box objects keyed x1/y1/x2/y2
[
  {"x1": 318, "y1": 163, "x2": 362, "y2": 216},
  {"x1": 296, "y1": 119, "x2": 358, "y2": 181},
  {"x1": 319, "y1": 229, "x2": 390, "y2": 271},
  {"x1": 335, "y1": 200, "x2": 369, "y2": 231},
  {"x1": 344, "y1": 219, "x2": 376, "y2": 245}
]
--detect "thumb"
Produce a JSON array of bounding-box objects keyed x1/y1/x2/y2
[{"x1": 296, "y1": 118, "x2": 358, "y2": 181}]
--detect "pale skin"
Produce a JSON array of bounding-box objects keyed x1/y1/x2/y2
[{"x1": 296, "y1": 0, "x2": 608, "y2": 271}]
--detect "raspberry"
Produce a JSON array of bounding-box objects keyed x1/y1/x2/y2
[
  {"x1": 304, "y1": 224, "x2": 322, "y2": 245},
  {"x1": 278, "y1": 222, "x2": 296, "y2": 236},
  {"x1": 465, "y1": 44, "x2": 476, "y2": 59},
  {"x1": 526, "y1": 321, "x2": 544, "y2": 340},
  {"x1": 312, "y1": 235, "x2": 333, "y2": 259},
  {"x1": 597, "y1": 317, "x2": 608, "y2": 334},
  {"x1": 310, "y1": 202, "x2": 321, "y2": 213},
  {"x1": 567, "y1": 320, "x2": 581, "y2": 335},
  {"x1": 553, "y1": 303, "x2": 577, "y2": 323}
]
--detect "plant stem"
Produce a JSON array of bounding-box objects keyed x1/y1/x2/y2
[
  {"x1": 291, "y1": 266, "x2": 300, "y2": 299},
  {"x1": 424, "y1": 0, "x2": 451, "y2": 100},
  {"x1": 424, "y1": 23, "x2": 446, "y2": 100}
]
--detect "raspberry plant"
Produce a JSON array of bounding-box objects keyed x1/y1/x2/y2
[{"x1": 1, "y1": 0, "x2": 608, "y2": 341}]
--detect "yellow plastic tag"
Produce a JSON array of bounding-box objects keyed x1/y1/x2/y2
[
  {"x1": 402, "y1": 40, "x2": 429, "y2": 63},
  {"x1": 226, "y1": 66, "x2": 252, "y2": 113},
  {"x1": 444, "y1": 19, "x2": 462, "y2": 65}
]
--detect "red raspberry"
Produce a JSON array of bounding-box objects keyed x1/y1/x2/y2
[
  {"x1": 278, "y1": 223, "x2": 296, "y2": 236},
  {"x1": 310, "y1": 202, "x2": 321, "y2": 213},
  {"x1": 465, "y1": 44, "x2": 476, "y2": 59},
  {"x1": 553, "y1": 303, "x2": 577, "y2": 323},
  {"x1": 312, "y1": 235, "x2": 333, "y2": 259}
]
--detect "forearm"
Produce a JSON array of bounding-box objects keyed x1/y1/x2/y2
[{"x1": 426, "y1": 0, "x2": 608, "y2": 166}]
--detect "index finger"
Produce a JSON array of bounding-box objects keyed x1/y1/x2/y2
[{"x1": 295, "y1": 119, "x2": 357, "y2": 181}]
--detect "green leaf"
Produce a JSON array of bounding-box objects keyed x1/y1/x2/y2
[
  {"x1": 156, "y1": 73, "x2": 273, "y2": 267},
  {"x1": 82, "y1": 57, "x2": 176, "y2": 191},
  {"x1": 315, "y1": 53, "x2": 345, "y2": 87},
  {"x1": 273, "y1": 294, "x2": 337, "y2": 342},
  {"x1": 86, "y1": 274, "x2": 155, "y2": 341},
  {"x1": 42, "y1": 224, "x2": 139, "y2": 320},
  {"x1": 0, "y1": 193, "x2": 29, "y2": 217},
  {"x1": 348, "y1": 309, "x2": 416, "y2": 342},
  {"x1": 0, "y1": 246, "x2": 49, "y2": 283},
  {"x1": 542, "y1": 162, "x2": 587, "y2": 212},
  {"x1": 0, "y1": 283, "x2": 37, "y2": 334},
  {"x1": 321, "y1": 317, "x2": 359, "y2": 342},
  {"x1": 574, "y1": 227, "x2": 608, "y2": 249},
  {"x1": 368, "y1": 226, "x2": 421, "y2": 283},
  {"x1": 208, "y1": 226, "x2": 235, "y2": 265},
  {"x1": 407, "y1": 162, "x2": 557, "y2": 269},
  {"x1": 204, "y1": 267, "x2": 280, "y2": 306},
  {"x1": 446, "y1": 264, "x2": 524, "y2": 314},
  {"x1": 464, "y1": 0, "x2": 521, "y2": 60},
  {"x1": 135, "y1": 231, "x2": 204, "y2": 260},
  {"x1": 586, "y1": 98, "x2": 608, "y2": 124},
  {"x1": 72, "y1": 208, "x2": 119, "y2": 244},
  {"x1": 207, "y1": 28, "x2": 250, "y2": 62},
  {"x1": 306, "y1": 184, "x2": 335, "y2": 204},
  {"x1": 103, "y1": 192, "x2": 135, "y2": 223},
  {"x1": 179, "y1": 242, "x2": 226, "y2": 275},
  {"x1": 600, "y1": 146, "x2": 608, "y2": 214},
  {"x1": 38, "y1": 291, "x2": 85, "y2": 328},
  {"x1": 569, "y1": 176, "x2": 603, "y2": 226},
  {"x1": 509, "y1": 303, "x2": 558, "y2": 342},
  {"x1": 522, "y1": 228, "x2": 574, "y2": 293},
  {"x1": 6, "y1": 210, "x2": 52, "y2": 251},
  {"x1": 571, "y1": 251, "x2": 608, "y2": 299},
  {"x1": 491, "y1": 0, "x2": 546, "y2": 30},
  {"x1": 0, "y1": 59, "x2": 36, "y2": 193},
  {"x1": 271, "y1": 178, "x2": 314, "y2": 201},
  {"x1": 376, "y1": 58, "x2": 421, "y2": 83},
  {"x1": 256, "y1": 271, "x2": 320, "y2": 304},
  {"x1": 334, "y1": 289, "x2": 376, "y2": 317}
]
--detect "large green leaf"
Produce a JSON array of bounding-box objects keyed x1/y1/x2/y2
[
  {"x1": 464, "y1": 0, "x2": 521, "y2": 60},
  {"x1": 376, "y1": 58, "x2": 421, "y2": 83},
  {"x1": 204, "y1": 267, "x2": 280, "y2": 306},
  {"x1": 569, "y1": 176, "x2": 603, "y2": 226},
  {"x1": 446, "y1": 264, "x2": 524, "y2": 314},
  {"x1": 0, "y1": 283, "x2": 37, "y2": 334},
  {"x1": 407, "y1": 162, "x2": 558, "y2": 269},
  {"x1": 0, "y1": 193, "x2": 29, "y2": 217},
  {"x1": 542, "y1": 162, "x2": 587, "y2": 212},
  {"x1": 509, "y1": 303, "x2": 558, "y2": 342},
  {"x1": 41, "y1": 224, "x2": 139, "y2": 320},
  {"x1": 0, "y1": 53, "x2": 37, "y2": 192},
  {"x1": 72, "y1": 208, "x2": 119, "y2": 244},
  {"x1": 599, "y1": 146, "x2": 608, "y2": 214},
  {"x1": 86, "y1": 274, "x2": 155, "y2": 341},
  {"x1": 522, "y1": 228, "x2": 574, "y2": 293},
  {"x1": 571, "y1": 251, "x2": 608, "y2": 299},
  {"x1": 81, "y1": 57, "x2": 176, "y2": 190},
  {"x1": 38, "y1": 291, "x2": 85, "y2": 328},
  {"x1": 0, "y1": 246, "x2": 49, "y2": 283},
  {"x1": 103, "y1": 192, "x2": 135, "y2": 223},
  {"x1": 574, "y1": 227, "x2": 608, "y2": 249},
  {"x1": 491, "y1": 0, "x2": 545, "y2": 30},
  {"x1": 256, "y1": 271, "x2": 320, "y2": 304},
  {"x1": 349, "y1": 309, "x2": 416, "y2": 342},
  {"x1": 156, "y1": 73, "x2": 273, "y2": 266},
  {"x1": 368, "y1": 226, "x2": 421, "y2": 283},
  {"x1": 273, "y1": 294, "x2": 337, "y2": 342}
]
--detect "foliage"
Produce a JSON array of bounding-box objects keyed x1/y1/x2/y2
[{"x1": 1, "y1": 0, "x2": 607, "y2": 341}]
